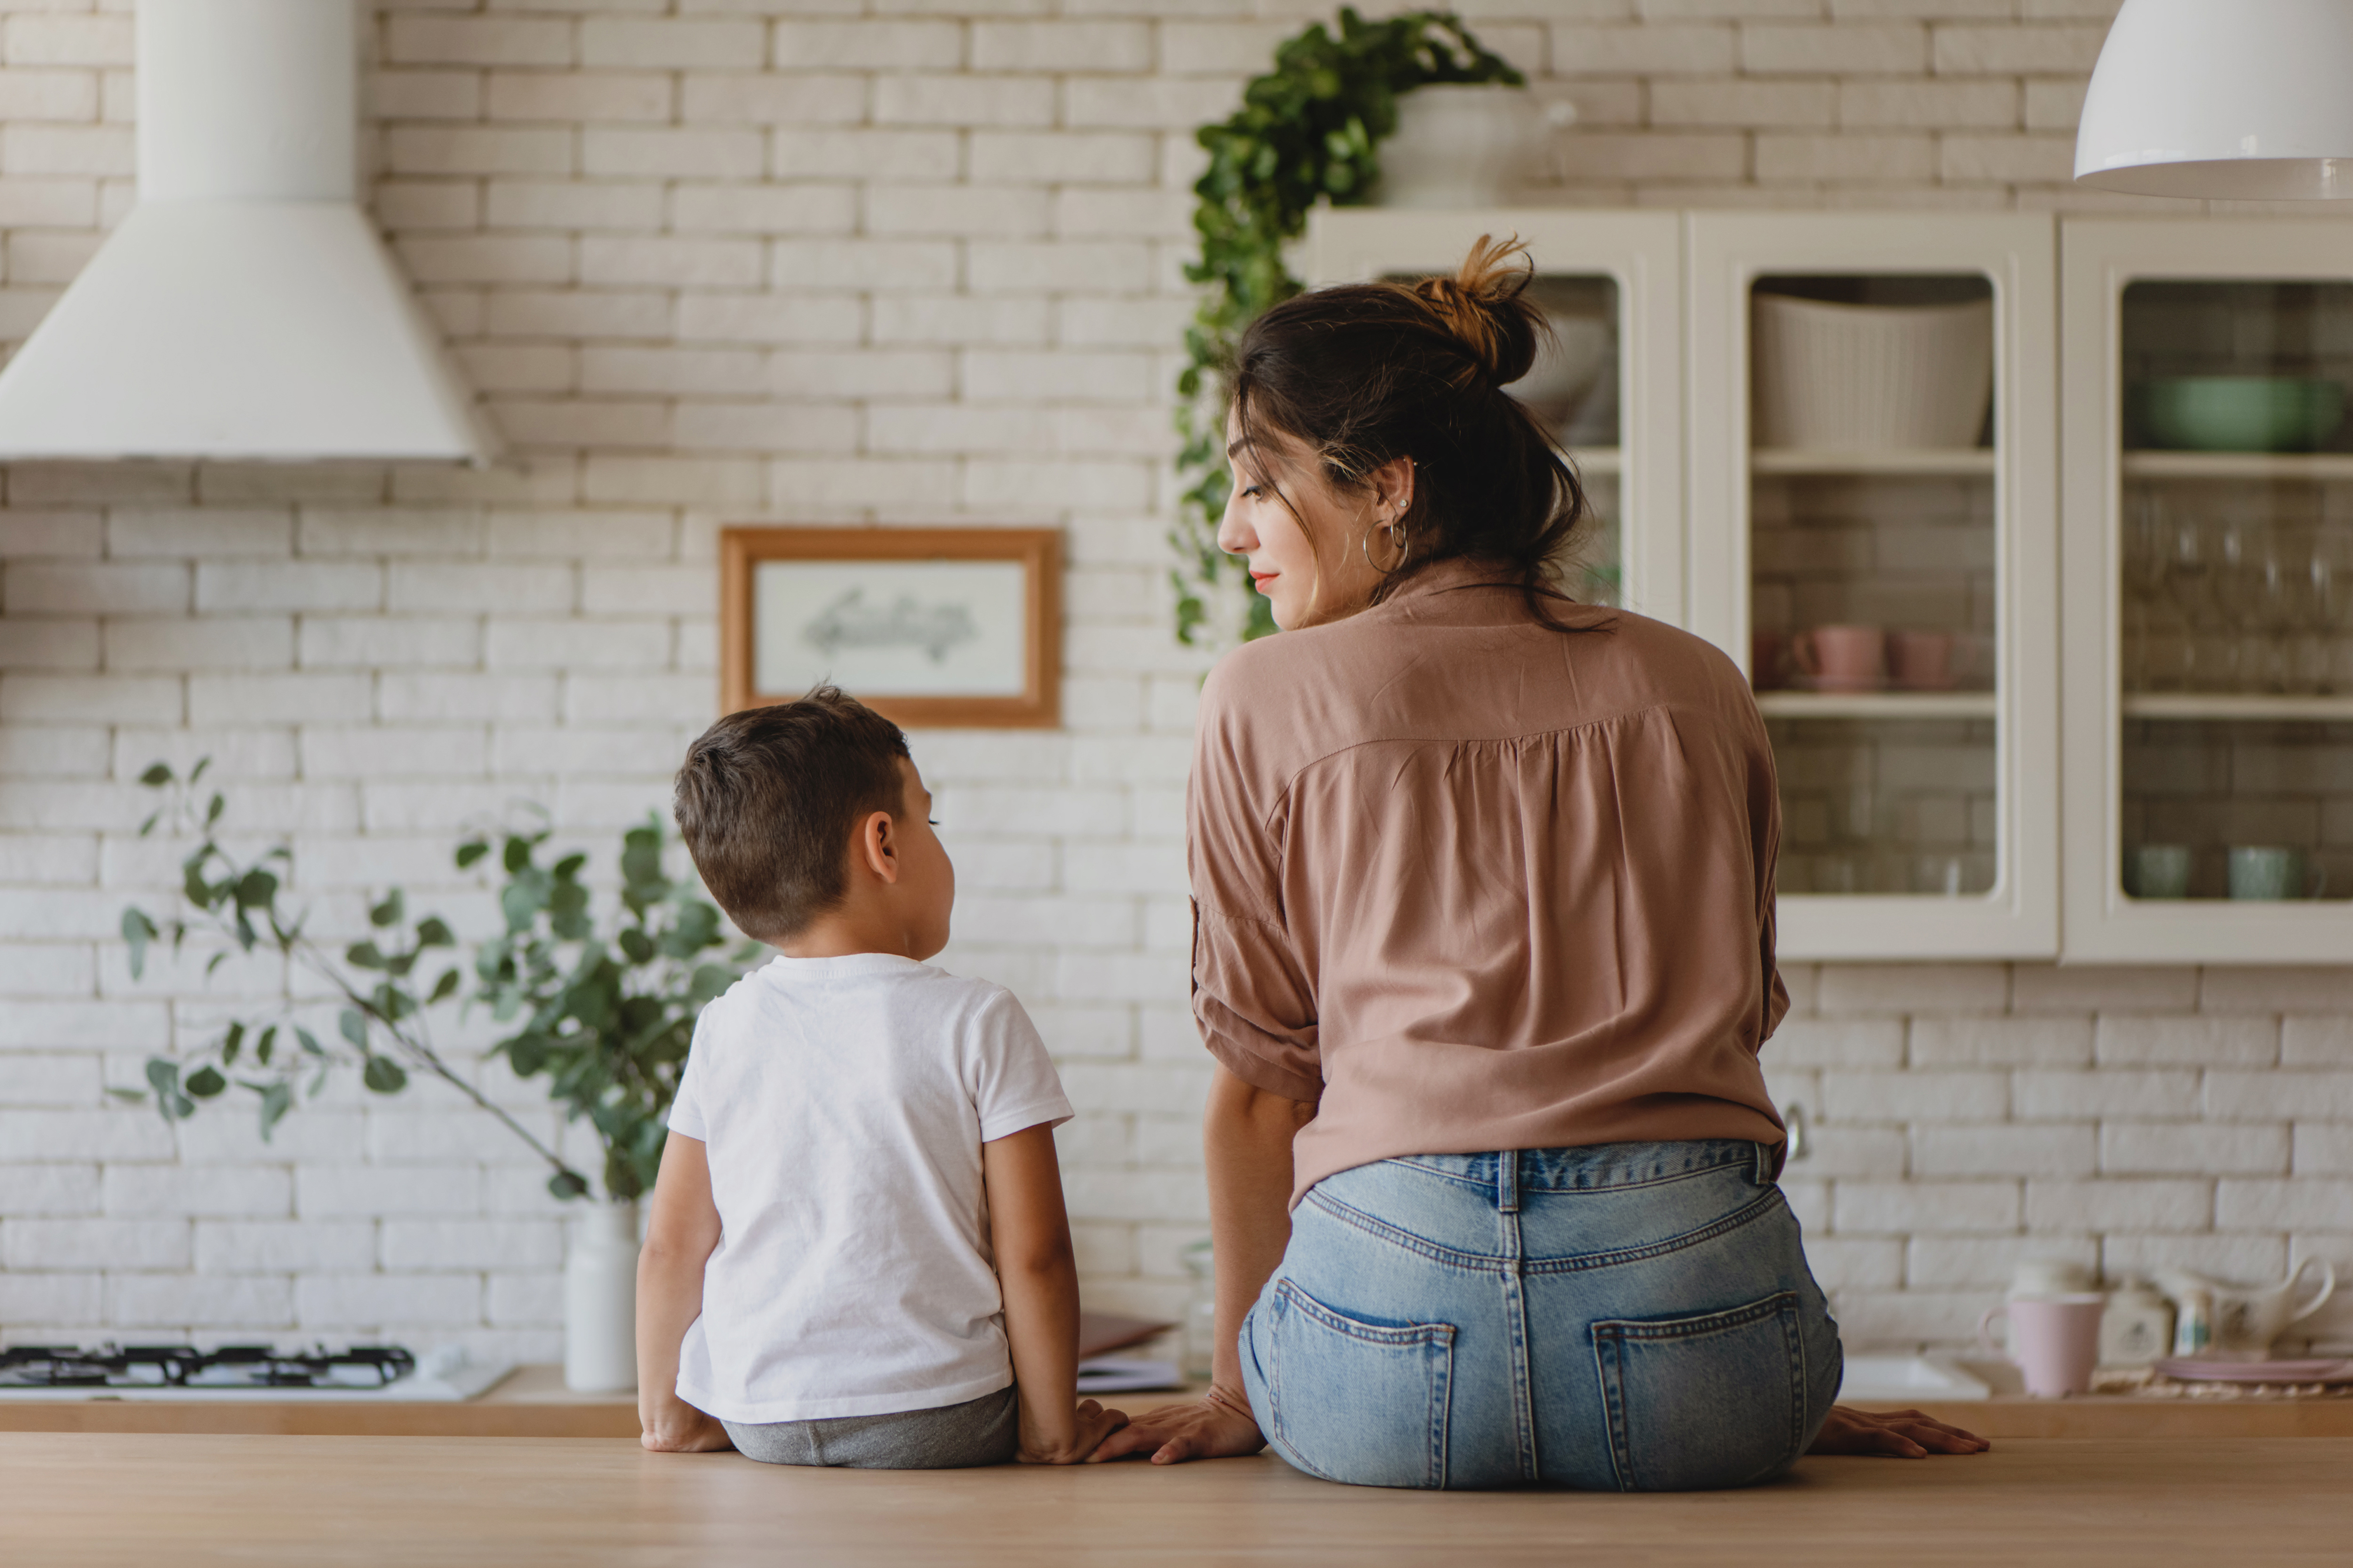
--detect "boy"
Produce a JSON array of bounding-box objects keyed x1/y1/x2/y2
[{"x1": 636, "y1": 688, "x2": 1126, "y2": 1467}]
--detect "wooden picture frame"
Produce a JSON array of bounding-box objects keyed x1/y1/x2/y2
[{"x1": 720, "y1": 526, "x2": 1062, "y2": 729}]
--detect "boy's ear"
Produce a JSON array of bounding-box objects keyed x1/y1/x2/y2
[{"x1": 855, "y1": 809, "x2": 900, "y2": 885}]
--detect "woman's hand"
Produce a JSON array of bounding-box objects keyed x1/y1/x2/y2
[
  {"x1": 640, "y1": 1399, "x2": 735, "y2": 1453},
  {"x1": 1808, "y1": 1404, "x2": 1989, "y2": 1457},
  {"x1": 1018, "y1": 1399, "x2": 1130, "y2": 1464},
  {"x1": 1086, "y1": 1386, "x2": 1265, "y2": 1464}
]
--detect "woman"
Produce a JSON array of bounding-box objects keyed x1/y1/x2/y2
[{"x1": 1091, "y1": 239, "x2": 1987, "y2": 1489}]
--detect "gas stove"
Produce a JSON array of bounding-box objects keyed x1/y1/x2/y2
[{"x1": 0, "y1": 1343, "x2": 509, "y2": 1401}]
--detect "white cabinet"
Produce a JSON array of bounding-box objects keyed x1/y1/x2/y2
[
  {"x1": 1687, "y1": 214, "x2": 2060, "y2": 960},
  {"x1": 2062, "y1": 221, "x2": 2353, "y2": 963},
  {"x1": 1306, "y1": 209, "x2": 1685, "y2": 623},
  {"x1": 1307, "y1": 206, "x2": 2353, "y2": 964}
]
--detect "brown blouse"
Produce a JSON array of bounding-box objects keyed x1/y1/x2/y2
[{"x1": 1188, "y1": 558, "x2": 1788, "y2": 1206}]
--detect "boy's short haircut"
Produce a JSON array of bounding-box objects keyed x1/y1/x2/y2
[{"x1": 674, "y1": 686, "x2": 912, "y2": 942}]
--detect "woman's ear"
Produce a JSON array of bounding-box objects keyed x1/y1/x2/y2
[{"x1": 1367, "y1": 455, "x2": 1416, "y2": 523}]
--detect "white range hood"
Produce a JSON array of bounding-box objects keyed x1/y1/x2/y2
[{"x1": 0, "y1": 0, "x2": 494, "y2": 464}]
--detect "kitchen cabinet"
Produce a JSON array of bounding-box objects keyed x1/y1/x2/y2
[
  {"x1": 2062, "y1": 221, "x2": 2353, "y2": 962},
  {"x1": 1305, "y1": 209, "x2": 1686, "y2": 624},
  {"x1": 1309, "y1": 207, "x2": 2353, "y2": 964},
  {"x1": 1688, "y1": 214, "x2": 2060, "y2": 961}
]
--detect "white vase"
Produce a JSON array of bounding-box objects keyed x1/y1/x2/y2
[
  {"x1": 564, "y1": 1199, "x2": 639, "y2": 1393},
  {"x1": 1378, "y1": 85, "x2": 1544, "y2": 209}
]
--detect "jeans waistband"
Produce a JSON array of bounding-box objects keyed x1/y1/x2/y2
[{"x1": 1384, "y1": 1140, "x2": 1770, "y2": 1202}]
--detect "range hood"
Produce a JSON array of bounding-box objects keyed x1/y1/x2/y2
[{"x1": 0, "y1": 0, "x2": 494, "y2": 464}]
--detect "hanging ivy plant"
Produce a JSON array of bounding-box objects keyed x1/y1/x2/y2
[{"x1": 1171, "y1": 7, "x2": 1523, "y2": 646}]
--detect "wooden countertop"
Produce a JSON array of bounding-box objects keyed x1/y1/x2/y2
[
  {"x1": 11, "y1": 1432, "x2": 2349, "y2": 1566},
  {"x1": 5, "y1": 1363, "x2": 2348, "y2": 1438}
]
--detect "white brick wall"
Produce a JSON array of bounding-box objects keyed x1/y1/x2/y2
[{"x1": 0, "y1": 0, "x2": 2346, "y2": 1361}]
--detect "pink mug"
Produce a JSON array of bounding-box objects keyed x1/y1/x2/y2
[
  {"x1": 1979, "y1": 1295, "x2": 2105, "y2": 1397},
  {"x1": 1888, "y1": 630, "x2": 1955, "y2": 691},
  {"x1": 1791, "y1": 625, "x2": 1885, "y2": 693}
]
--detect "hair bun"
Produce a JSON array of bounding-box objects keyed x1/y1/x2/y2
[{"x1": 1412, "y1": 234, "x2": 1540, "y2": 390}]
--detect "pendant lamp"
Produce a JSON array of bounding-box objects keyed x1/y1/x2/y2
[{"x1": 2074, "y1": 0, "x2": 2353, "y2": 199}]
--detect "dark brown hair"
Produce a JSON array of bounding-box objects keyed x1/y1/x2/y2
[
  {"x1": 1229, "y1": 234, "x2": 1590, "y2": 625},
  {"x1": 672, "y1": 687, "x2": 912, "y2": 942}
]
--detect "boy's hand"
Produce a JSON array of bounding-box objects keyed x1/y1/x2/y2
[
  {"x1": 641, "y1": 1402, "x2": 735, "y2": 1453},
  {"x1": 1018, "y1": 1398, "x2": 1129, "y2": 1465}
]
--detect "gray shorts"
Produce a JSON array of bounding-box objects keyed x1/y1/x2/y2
[{"x1": 722, "y1": 1384, "x2": 1018, "y2": 1470}]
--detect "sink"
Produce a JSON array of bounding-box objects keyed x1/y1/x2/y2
[{"x1": 1837, "y1": 1355, "x2": 1991, "y2": 1403}]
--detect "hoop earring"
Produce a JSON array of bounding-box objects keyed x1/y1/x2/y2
[{"x1": 1363, "y1": 516, "x2": 1411, "y2": 576}]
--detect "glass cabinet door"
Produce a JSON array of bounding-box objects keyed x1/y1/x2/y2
[
  {"x1": 1307, "y1": 210, "x2": 1684, "y2": 623},
  {"x1": 1691, "y1": 214, "x2": 2060, "y2": 960},
  {"x1": 2064, "y1": 221, "x2": 2353, "y2": 962}
]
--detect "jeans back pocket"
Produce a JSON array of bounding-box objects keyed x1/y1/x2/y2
[
  {"x1": 1592, "y1": 1289, "x2": 1807, "y2": 1492},
  {"x1": 1262, "y1": 1279, "x2": 1455, "y2": 1489}
]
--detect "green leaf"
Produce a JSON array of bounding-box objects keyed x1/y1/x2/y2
[
  {"x1": 256, "y1": 1025, "x2": 277, "y2": 1066},
  {"x1": 189, "y1": 756, "x2": 211, "y2": 786},
  {"x1": 688, "y1": 963, "x2": 735, "y2": 1006},
  {"x1": 618, "y1": 928, "x2": 656, "y2": 965},
  {"x1": 414, "y1": 916, "x2": 454, "y2": 949},
  {"x1": 503, "y1": 835, "x2": 534, "y2": 875},
  {"x1": 428, "y1": 969, "x2": 461, "y2": 1004},
  {"x1": 346, "y1": 941, "x2": 387, "y2": 970},
  {"x1": 139, "y1": 762, "x2": 173, "y2": 788},
  {"x1": 339, "y1": 1009, "x2": 368, "y2": 1049},
  {"x1": 553, "y1": 852, "x2": 588, "y2": 883},
  {"x1": 221, "y1": 1021, "x2": 245, "y2": 1066},
  {"x1": 255, "y1": 1080, "x2": 292, "y2": 1140},
  {"x1": 456, "y1": 840, "x2": 491, "y2": 870},
  {"x1": 547, "y1": 1170, "x2": 591, "y2": 1201},
  {"x1": 185, "y1": 1066, "x2": 227, "y2": 1099},
  {"x1": 205, "y1": 792, "x2": 225, "y2": 827},
  {"x1": 145, "y1": 1058, "x2": 193, "y2": 1122},
  {"x1": 362, "y1": 1056, "x2": 408, "y2": 1095},
  {"x1": 122, "y1": 907, "x2": 158, "y2": 979},
  {"x1": 233, "y1": 869, "x2": 277, "y2": 910},
  {"x1": 369, "y1": 889, "x2": 405, "y2": 928},
  {"x1": 295, "y1": 1026, "x2": 323, "y2": 1057}
]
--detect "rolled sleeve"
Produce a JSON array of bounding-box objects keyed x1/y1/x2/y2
[
  {"x1": 1188, "y1": 666, "x2": 1322, "y2": 1105},
  {"x1": 1192, "y1": 903, "x2": 1323, "y2": 1103}
]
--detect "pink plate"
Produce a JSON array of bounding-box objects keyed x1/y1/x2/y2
[{"x1": 2154, "y1": 1357, "x2": 2353, "y2": 1384}]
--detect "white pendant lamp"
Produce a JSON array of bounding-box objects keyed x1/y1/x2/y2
[{"x1": 2074, "y1": 0, "x2": 2353, "y2": 199}]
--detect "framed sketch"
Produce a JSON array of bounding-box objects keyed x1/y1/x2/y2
[{"x1": 720, "y1": 526, "x2": 1061, "y2": 728}]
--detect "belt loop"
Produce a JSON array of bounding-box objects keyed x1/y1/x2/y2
[
  {"x1": 1498, "y1": 1149, "x2": 1519, "y2": 1214},
  {"x1": 1753, "y1": 1141, "x2": 1771, "y2": 1187}
]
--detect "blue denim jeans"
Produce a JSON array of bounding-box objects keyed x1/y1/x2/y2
[{"x1": 1237, "y1": 1140, "x2": 1842, "y2": 1491}]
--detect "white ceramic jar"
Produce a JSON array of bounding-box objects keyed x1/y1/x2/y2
[
  {"x1": 1378, "y1": 85, "x2": 1544, "y2": 209},
  {"x1": 564, "y1": 1200, "x2": 641, "y2": 1393},
  {"x1": 2099, "y1": 1279, "x2": 2176, "y2": 1366}
]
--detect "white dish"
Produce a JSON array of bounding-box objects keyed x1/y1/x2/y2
[{"x1": 1837, "y1": 1355, "x2": 1991, "y2": 1403}]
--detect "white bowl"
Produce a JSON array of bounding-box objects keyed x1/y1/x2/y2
[{"x1": 1508, "y1": 315, "x2": 1612, "y2": 414}]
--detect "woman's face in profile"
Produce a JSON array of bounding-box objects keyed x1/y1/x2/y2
[{"x1": 1216, "y1": 409, "x2": 1383, "y2": 631}]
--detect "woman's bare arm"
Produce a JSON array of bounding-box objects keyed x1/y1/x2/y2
[
  {"x1": 982, "y1": 1121, "x2": 1129, "y2": 1463},
  {"x1": 635, "y1": 1133, "x2": 732, "y2": 1452},
  {"x1": 1089, "y1": 1063, "x2": 1315, "y2": 1463}
]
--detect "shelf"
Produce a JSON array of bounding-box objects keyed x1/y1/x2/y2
[
  {"x1": 1564, "y1": 446, "x2": 1619, "y2": 476},
  {"x1": 2122, "y1": 692, "x2": 2353, "y2": 721},
  {"x1": 2122, "y1": 451, "x2": 2353, "y2": 481},
  {"x1": 1751, "y1": 448, "x2": 1995, "y2": 476},
  {"x1": 1755, "y1": 690, "x2": 1999, "y2": 720}
]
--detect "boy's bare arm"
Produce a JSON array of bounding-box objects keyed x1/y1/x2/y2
[
  {"x1": 981, "y1": 1122, "x2": 1128, "y2": 1464},
  {"x1": 635, "y1": 1132, "x2": 733, "y2": 1452}
]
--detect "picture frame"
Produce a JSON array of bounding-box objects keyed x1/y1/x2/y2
[{"x1": 719, "y1": 526, "x2": 1062, "y2": 729}]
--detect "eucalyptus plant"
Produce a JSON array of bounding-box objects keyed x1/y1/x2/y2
[
  {"x1": 118, "y1": 761, "x2": 752, "y2": 1203},
  {"x1": 1172, "y1": 7, "x2": 1522, "y2": 646}
]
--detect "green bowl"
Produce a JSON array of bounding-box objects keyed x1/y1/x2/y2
[{"x1": 2139, "y1": 376, "x2": 2347, "y2": 452}]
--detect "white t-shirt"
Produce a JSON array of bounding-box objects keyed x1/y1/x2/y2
[{"x1": 666, "y1": 952, "x2": 1072, "y2": 1423}]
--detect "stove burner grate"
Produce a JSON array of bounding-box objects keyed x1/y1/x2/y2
[{"x1": 0, "y1": 1344, "x2": 416, "y2": 1391}]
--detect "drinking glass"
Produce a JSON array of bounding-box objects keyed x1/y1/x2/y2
[
  {"x1": 2164, "y1": 516, "x2": 2223, "y2": 690},
  {"x1": 2123, "y1": 493, "x2": 2172, "y2": 689}
]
